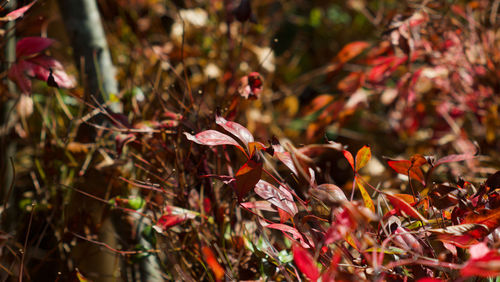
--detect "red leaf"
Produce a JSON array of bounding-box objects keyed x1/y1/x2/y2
[
  {"x1": 184, "y1": 130, "x2": 246, "y2": 155},
  {"x1": 343, "y1": 150, "x2": 355, "y2": 171},
  {"x1": 336, "y1": 41, "x2": 370, "y2": 64},
  {"x1": 461, "y1": 250, "x2": 500, "y2": 277},
  {"x1": 386, "y1": 193, "x2": 428, "y2": 222},
  {"x1": 429, "y1": 224, "x2": 489, "y2": 247},
  {"x1": 355, "y1": 145, "x2": 371, "y2": 172},
  {"x1": 8, "y1": 62, "x2": 31, "y2": 93},
  {"x1": 434, "y1": 154, "x2": 475, "y2": 167},
  {"x1": 463, "y1": 207, "x2": 500, "y2": 231},
  {"x1": 16, "y1": 37, "x2": 54, "y2": 58},
  {"x1": 254, "y1": 180, "x2": 298, "y2": 217},
  {"x1": 28, "y1": 55, "x2": 76, "y2": 88},
  {"x1": 215, "y1": 114, "x2": 254, "y2": 146},
  {"x1": 337, "y1": 71, "x2": 364, "y2": 93},
  {"x1": 387, "y1": 159, "x2": 425, "y2": 184},
  {"x1": 278, "y1": 207, "x2": 292, "y2": 223},
  {"x1": 234, "y1": 158, "x2": 263, "y2": 200},
  {"x1": 156, "y1": 214, "x2": 186, "y2": 231},
  {"x1": 293, "y1": 244, "x2": 320, "y2": 281},
  {"x1": 202, "y1": 246, "x2": 225, "y2": 281},
  {"x1": 0, "y1": 1, "x2": 36, "y2": 21}
]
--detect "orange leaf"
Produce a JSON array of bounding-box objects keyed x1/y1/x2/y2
[
  {"x1": 336, "y1": 41, "x2": 370, "y2": 64},
  {"x1": 355, "y1": 145, "x2": 371, "y2": 172},
  {"x1": 202, "y1": 246, "x2": 225, "y2": 281},
  {"x1": 387, "y1": 159, "x2": 425, "y2": 184},
  {"x1": 463, "y1": 207, "x2": 500, "y2": 230}
]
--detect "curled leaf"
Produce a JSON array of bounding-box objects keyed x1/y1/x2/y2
[
  {"x1": 215, "y1": 114, "x2": 254, "y2": 146},
  {"x1": 254, "y1": 180, "x2": 297, "y2": 216}
]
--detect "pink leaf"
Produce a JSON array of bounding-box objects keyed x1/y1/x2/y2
[
  {"x1": 434, "y1": 154, "x2": 475, "y2": 167},
  {"x1": 200, "y1": 174, "x2": 235, "y2": 185},
  {"x1": 16, "y1": 37, "x2": 54, "y2": 58},
  {"x1": 184, "y1": 130, "x2": 246, "y2": 155},
  {"x1": 254, "y1": 180, "x2": 297, "y2": 216},
  {"x1": 469, "y1": 242, "x2": 490, "y2": 259},
  {"x1": 293, "y1": 244, "x2": 320, "y2": 281},
  {"x1": 216, "y1": 114, "x2": 254, "y2": 146},
  {"x1": 0, "y1": 1, "x2": 36, "y2": 21},
  {"x1": 240, "y1": 201, "x2": 277, "y2": 212}
]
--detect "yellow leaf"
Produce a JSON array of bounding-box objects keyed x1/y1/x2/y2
[
  {"x1": 355, "y1": 145, "x2": 371, "y2": 172},
  {"x1": 356, "y1": 177, "x2": 375, "y2": 213}
]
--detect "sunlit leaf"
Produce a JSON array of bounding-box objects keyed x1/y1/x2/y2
[
  {"x1": 434, "y1": 153, "x2": 475, "y2": 167},
  {"x1": 355, "y1": 145, "x2": 371, "y2": 172},
  {"x1": 356, "y1": 177, "x2": 374, "y2": 212},
  {"x1": 184, "y1": 130, "x2": 246, "y2": 155},
  {"x1": 387, "y1": 159, "x2": 425, "y2": 184},
  {"x1": 343, "y1": 150, "x2": 355, "y2": 171},
  {"x1": 215, "y1": 114, "x2": 254, "y2": 146},
  {"x1": 240, "y1": 201, "x2": 277, "y2": 212},
  {"x1": 0, "y1": 1, "x2": 36, "y2": 21},
  {"x1": 461, "y1": 250, "x2": 500, "y2": 277},
  {"x1": 254, "y1": 180, "x2": 298, "y2": 217},
  {"x1": 386, "y1": 193, "x2": 427, "y2": 222},
  {"x1": 202, "y1": 246, "x2": 225, "y2": 281},
  {"x1": 463, "y1": 207, "x2": 500, "y2": 230},
  {"x1": 292, "y1": 244, "x2": 320, "y2": 281},
  {"x1": 429, "y1": 224, "x2": 489, "y2": 247},
  {"x1": 336, "y1": 41, "x2": 370, "y2": 64}
]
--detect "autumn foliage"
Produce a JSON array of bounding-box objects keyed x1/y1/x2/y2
[{"x1": 1, "y1": 1, "x2": 500, "y2": 281}]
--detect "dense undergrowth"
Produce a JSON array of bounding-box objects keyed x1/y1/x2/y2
[{"x1": 1, "y1": 0, "x2": 500, "y2": 281}]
